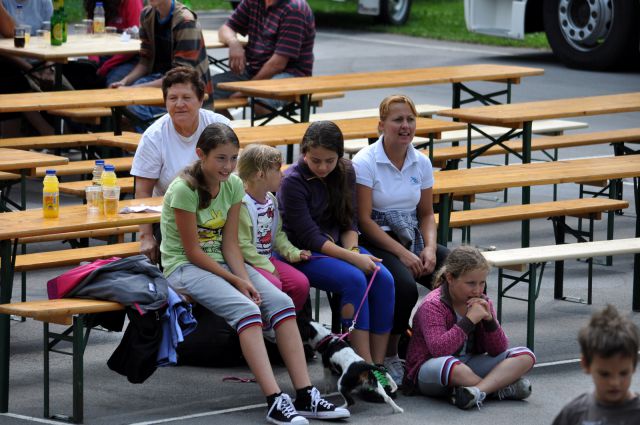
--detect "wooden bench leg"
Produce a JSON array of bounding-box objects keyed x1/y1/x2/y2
[{"x1": 0, "y1": 238, "x2": 14, "y2": 413}]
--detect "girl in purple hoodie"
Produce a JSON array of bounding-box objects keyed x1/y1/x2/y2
[{"x1": 404, "y1": 246, "x2": 536, "y2": 409}]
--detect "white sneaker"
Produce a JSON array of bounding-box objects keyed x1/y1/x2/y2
[
  {"x1": 266, "y1": 393, "x2": 309, "y2": 425},
  {"x1": 383, "y1": 355, "x2": 405, "y2": 386},
  {"x1": 295, "y1": 387, "x2": 350, "y2": 420}
]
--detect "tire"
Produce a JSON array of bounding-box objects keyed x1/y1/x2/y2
[
  {"x1": 542, "y1": 0, "x2": 640, "y2": 70},
  {"x1": 376, "y1": 0, "x2": 412, "y2": 25}
]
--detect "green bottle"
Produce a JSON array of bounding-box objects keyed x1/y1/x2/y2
[
  {"x1": 61, "y1": 7, "x2": 67, "y2": 42},
  {"x1": 50, "y1": 0, "x2": 64, "y2": 45}
]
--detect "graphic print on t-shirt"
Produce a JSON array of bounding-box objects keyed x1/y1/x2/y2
[
  {"x1": 255, "y1": 199, "x2": 275, "y2": 256},
  {"x1": 197, "y1": 210, "x2": 225, "y2": 255}
]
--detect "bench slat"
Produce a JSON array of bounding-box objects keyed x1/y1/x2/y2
[
  {"x1": 33, "y1": 156, "x2": 133, "y2": 177},
  {"x1": 0, "y1": 298, "x2": 123, "y2": 325},
  {"x1": 58, "y1": 177, "x2": 135, "y2": 196},
  {"x1": 441, "y1": 198, "x2": 629, "y2": 228},
  {"x1": 483, "y1": 238, "x2": 640, "y2": 270},
  {"x1": 14, "y1": 241, "x2": 141, "y2": 272}
]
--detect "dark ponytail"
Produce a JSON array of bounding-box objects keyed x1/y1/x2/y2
[
  {"x1": 300, "y1": 121, "x2": 353, "y2": 229},
  {"x1": 180, "y1": 123, "x2": 239, "y2": 210}
]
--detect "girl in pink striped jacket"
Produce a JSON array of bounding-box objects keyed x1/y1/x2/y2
[{"x1": 404, "y1": 246, "x2": 536, "y2": 409}]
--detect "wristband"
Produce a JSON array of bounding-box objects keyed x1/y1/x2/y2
[{"x1": 350, "y1": 247, "x2": 360, "y2": 253}]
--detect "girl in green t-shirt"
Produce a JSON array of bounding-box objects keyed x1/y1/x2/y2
[{"x1": 161, "y1": 123, "x2": 349, "y2": 424}]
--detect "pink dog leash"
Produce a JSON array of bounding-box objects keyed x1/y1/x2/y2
[{"x1": 338, "y1": 266, "x2": 380, "y2": 342}]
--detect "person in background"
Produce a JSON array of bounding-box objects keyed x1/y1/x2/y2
[
  {"x1": 237, "y1": 144, "x2": 311, "y2": 313},
  {"x1": 130, "y1": 66, "x2": 229, "y2": 264},
  {"x1": 353, "y1": 94, "x2": 449, "y2": 385},
  {"x1": 404, "y1": 246, "x2": 535, "y2": 410},
  {"x1": 214, "y1": 0, "x2": 315, "y2": 117},
  {"x1": 84, "y1": 0, "x2": 144, "y2": 86},
  {"x1": 110, "y1": 0, "x2": 211, "y2": 128},
  {"x1": 1, "y1": 0, "x2": 52, "y2": 35},
  {"x1": 552, "y1": 305, "x2": 640, "y2": 424},
  {"x1": 161, "y1": 122, "x2": 350, "y2": 424}
]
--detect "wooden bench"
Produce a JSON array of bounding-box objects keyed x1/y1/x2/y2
[
  {"x1": 343, "y1": 119, "x2": 588, "y2": 156},
  {"x1": 47, "y1": 92, "x2": 344, "y2": 127},
  {"x1": 0, "y1": 298, "x2": 124, "y2": 422},
  {"x1": 18, "y1": 225, "x2": 139, "y2": 245},
  {"x1": 59, "y1": 177, "x2": 135, "y2": 197},
  {"x1": 0, "y1": 133, "x2": 114, "y2": 150},
  {"x1": 96, "y1": 132, "x2": 140, "y2": 152},
  {"x1": 482, "y1": 237, "x2": 640, "y2": 350},
  {"x1": 232, "y1": 102, "x2": 446, "y2": 128},
  {"x1": 429, "y1": 127, "x2": 640, "y2": 168},
  {"x1": 32, "y1": 156, "x2": 133, "y2": 178}
]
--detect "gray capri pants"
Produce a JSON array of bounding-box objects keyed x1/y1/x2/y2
[
  {"x1": 417, "y1": 346, "x2": 535, "y2": 397},
  {"x1": 167, "y1": 263, "x2": 296, "y2": 335}
]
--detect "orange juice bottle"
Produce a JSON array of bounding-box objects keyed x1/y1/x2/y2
[
  {"x1": 42, "y1": 170, "x2": 59, "y2": 218},
  {"x1": 102, "y1": 164, "x2": 119, "y2": 216}
]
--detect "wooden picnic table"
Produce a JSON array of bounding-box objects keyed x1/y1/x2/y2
[
  {"x1": 217, "y1": 64, "x2": 544, "y2": 123},
  {"x1": 433, "y1": 155, "x2": 640, "y2": 249},
  {"x1": 0, "y1": 148, "x2": 68, "y2": 211},
  {"x1": 438, "y1": 92, "x2": 640, "y2": 164},
  {"x1": 96, "y1": 117, "x2": 467, "y2": 163},
  {"x1": 0, "y1": 30, "x2": 244, "y2": 87},
  {"x1": 0, "y1": 196, "x2": 162, "y2": 413}
]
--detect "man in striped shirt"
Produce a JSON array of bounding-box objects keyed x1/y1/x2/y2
[{"x1": 215, "y1": 0, "x2": 315, "y2": 117}]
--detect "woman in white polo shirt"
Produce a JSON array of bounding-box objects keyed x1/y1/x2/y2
[{"x1": 352, "y1": 94, "x2": 449, "y2": 386}]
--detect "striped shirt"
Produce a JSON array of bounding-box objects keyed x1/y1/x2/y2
[
  {"x1": 138, "y1": 1, "x2": 212, "y2": 95},
  {"x1": 227, "y1": 0, "x2": 315, "y2": 77}
]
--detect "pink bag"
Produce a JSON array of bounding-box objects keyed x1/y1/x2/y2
[{"x1": 47, "y1": 257, "x2": 121, "y2": 299}]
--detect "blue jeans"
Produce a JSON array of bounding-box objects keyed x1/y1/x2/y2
[{"x1": 293, "y1": 247, "x2": 395, "y2": 333}]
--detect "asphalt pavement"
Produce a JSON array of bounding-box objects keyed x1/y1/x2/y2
[{"x1": 1, "y1": 9, "x2": 640, "y2": 425}]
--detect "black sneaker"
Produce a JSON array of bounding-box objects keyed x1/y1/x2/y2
[
  {"x1": 266, "y1": 393, "x2": 309, "y2": 425},
  {"x1": 295, "y1": 387, "x2": 350, "y2": 420},
  {"x1": 450, "y1": 386, "x2": 486, "y2": 410}
]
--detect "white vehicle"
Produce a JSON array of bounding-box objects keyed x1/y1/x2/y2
[
  {"x1": 229, "y1": 0, "x2": 412, "y2": 25},
  {"x1": 464, "y1": 0, "x2": 640, "y2": 69}
]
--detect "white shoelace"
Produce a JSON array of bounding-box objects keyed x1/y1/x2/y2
[
  {"x1": 275, "y1": 393, "x2": 298, "y2": 418},
  {"x1": 309, "y1": 387, "x2": 333, "y2": 412}
]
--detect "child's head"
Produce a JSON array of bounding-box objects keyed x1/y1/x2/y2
[
  {"x1": 237, "y1": 144, "x2": 283, "y2": 191},
  {"x1": 432, "y1": 246, "x2": 490, "y2": 302},
  {"x1": 299, "y1": 120, "x2": 353, "y2": 229},
  {"x1": 181, "y1": 123, "x2": 239, "y2": 209},
  {"x1": 579, "y1": 305, "x2": 639, "y2": 405}
]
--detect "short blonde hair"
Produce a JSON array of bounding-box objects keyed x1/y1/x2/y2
[
  {"x1": 237, "y1": 144, "x2": 282, "y2": 181},
  {"x1": 379, "y1": 94, "x2": 418, "y2": 121}
]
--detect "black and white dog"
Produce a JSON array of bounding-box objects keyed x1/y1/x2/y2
[{"x1": 303, "y1": 320, "x2": 403, "y2": 413}]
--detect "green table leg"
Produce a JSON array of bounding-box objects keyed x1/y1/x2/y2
[
  {"x1": 437, "y1": 194, "x2": 451, "y2": 247},
  {"x1": 526, "y1": 263, "x2": 536, "y2": 350},
  {"x1": 521, "y1": 121, "x2": 532, "y2": 248},
  {"x1": 0, "y1": 239, "x2": 13, "y2": 412}
]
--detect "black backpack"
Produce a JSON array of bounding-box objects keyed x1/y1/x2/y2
[{"x1": 176, "y1": 304, "x2": 244, "y2": 367}]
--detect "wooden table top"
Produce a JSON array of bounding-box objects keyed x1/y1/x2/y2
[
  {"x1": 0, "y1": 30, "x2": 241, "y2": 62},
  {"x1": 217, "y1": 64, "x2": 544, "y2": 97},
  {"x1": 0, "y1": 87, "x2": 164, "y2": 113},
  {"x1": 0, "y1": 197, "x2": 162, "y2": 241},
  {"x1": 433, "y1": 155, "x2": 640, "y2": 196},
  {"x1": 234, "y1": 117, "x2": 466, "y2": 147},
  {"x1": 0, "y1": 148, "x2": 68, "y2": 171},
  {"x1": 438, "y1": 92, "x2": 640, "y2": 128}
]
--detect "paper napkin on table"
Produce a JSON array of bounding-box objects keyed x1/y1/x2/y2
[{"x1": 119, "y1": 205, "x2": 162, "y2": 214}]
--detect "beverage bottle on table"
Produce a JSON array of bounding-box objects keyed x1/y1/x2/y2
[
  {"x1": 42, "y1": 170, "x2": 59, "y2": 218},
  {"x1": 92, "y1": 159, "x2": 105, "y2": 186},
  {"x1": 61, "y1": 5, "x2": 67, "y2": 42},
  {"x1": 51, "y1": 0, "x2": 64, "y2": 45},
  {"x1": 91, "y1": 159, "x2": 105, "y2": 214},
  {"x1": 102, "y1": 164, "x2": 119, "y2": 216},
  {"x1": 93, "y1": 2, "x2": 105, "y2": 34}
]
